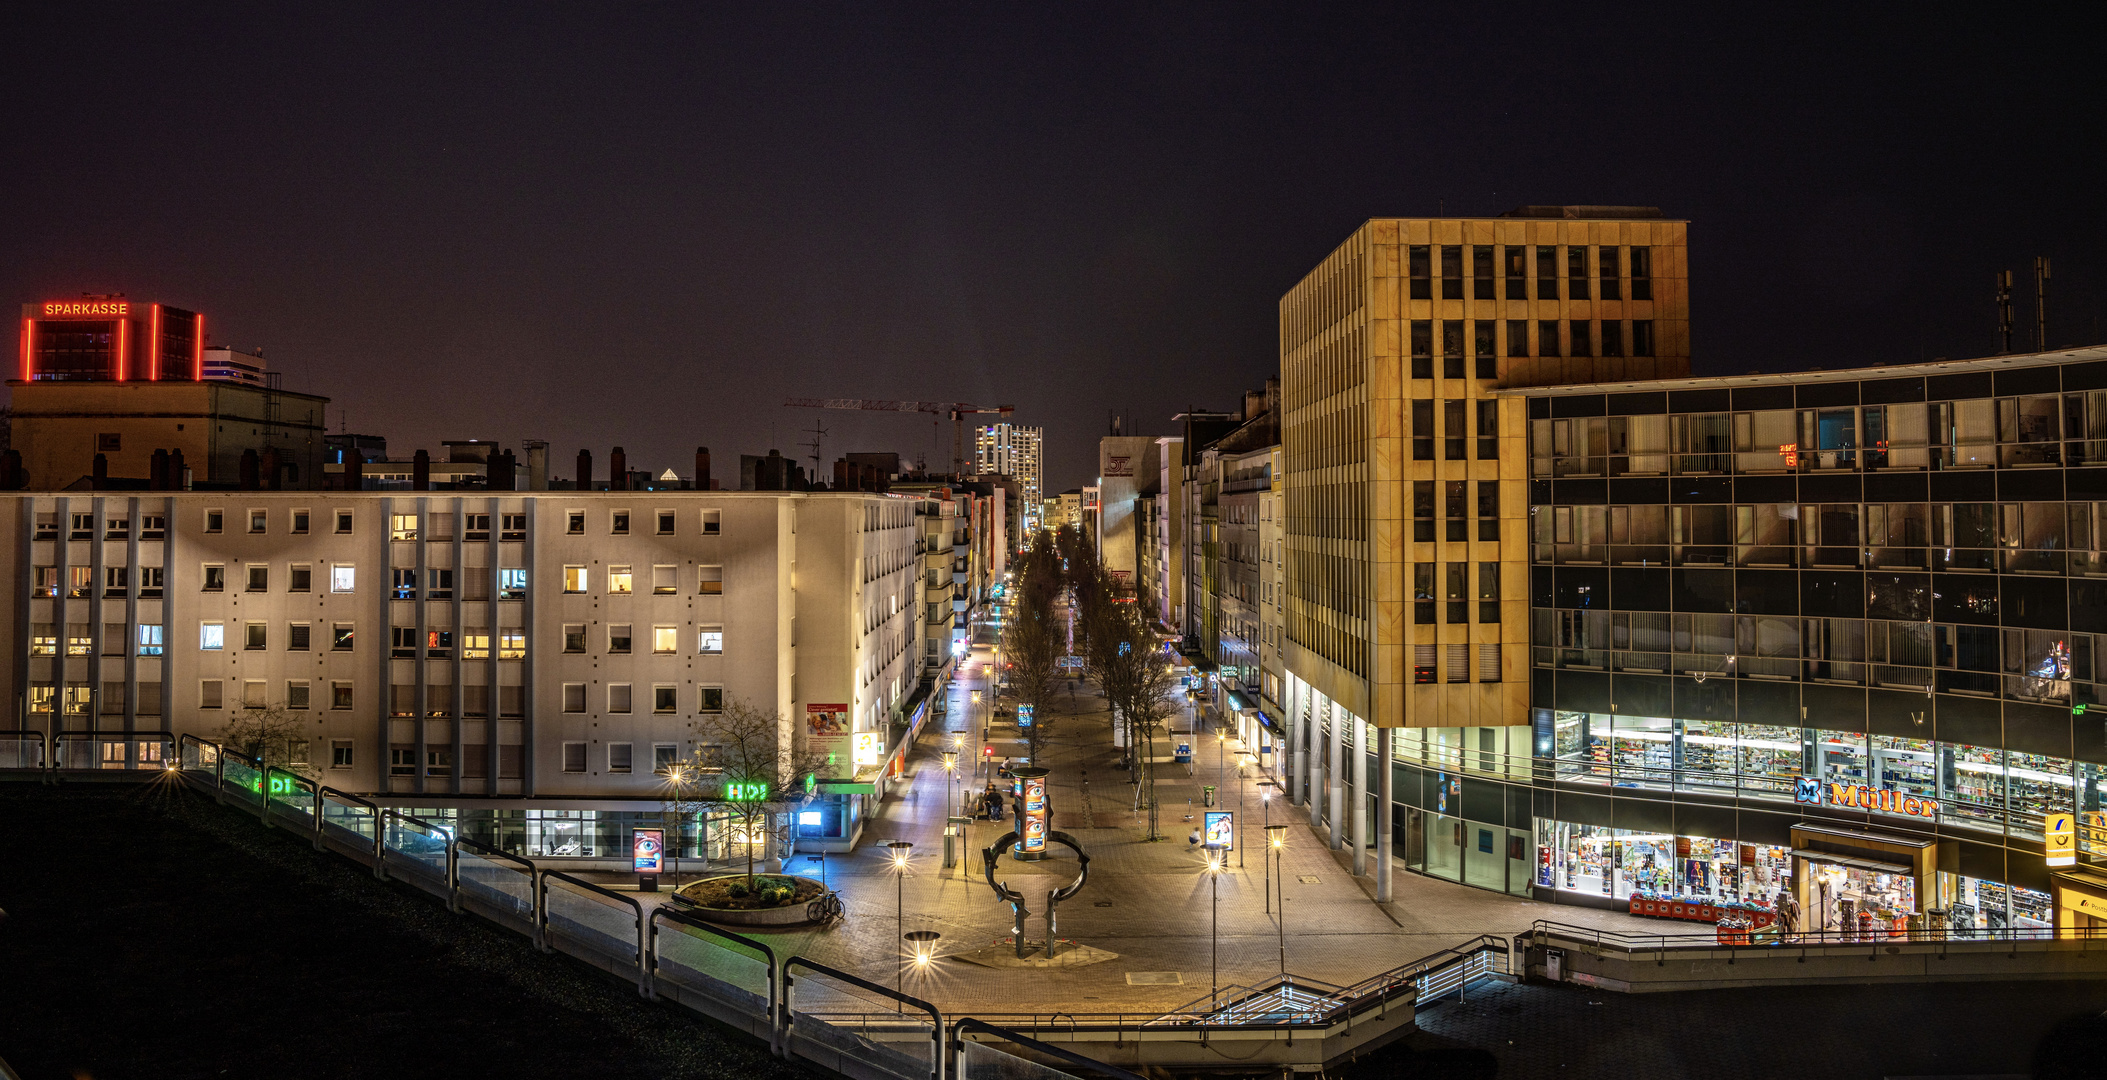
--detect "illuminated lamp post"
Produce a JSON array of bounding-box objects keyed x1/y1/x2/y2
[
  {"x1": 886, "y1": 840, "x2": 913, "y2": 1006},
  {"x1": 1205, "y1": 846, "x2": 1225, "y2": 1012},
  {"x1": 1257, "y1": 780, "x2": 1279, "y2": 912},
  {"x1": 1266, "y1": 824, "x2": 1289, "y2": 978},
  {"x1": 942, "y1": 749, "x2": 960, "y2": 815}
]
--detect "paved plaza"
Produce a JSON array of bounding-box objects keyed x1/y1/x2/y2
[{"x1": 607, "y1": 640, "x2": 1666, "y2": 1016}]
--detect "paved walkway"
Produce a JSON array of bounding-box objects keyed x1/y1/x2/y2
[{"x1": 598, "y1": 636, "x2": 1673, "y2": 1015}]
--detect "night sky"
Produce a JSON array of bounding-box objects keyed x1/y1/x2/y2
[{"x1": 3, "y1": 5, "x2": 2102, "y2": 492}]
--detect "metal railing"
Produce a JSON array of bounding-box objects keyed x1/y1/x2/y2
[
  {"x1": 146, "y1": 730, "x2": 1400, "y2": 1080},
  {"x1": 1526, "y1": 918, "x2": 2107, "y2": 953}
]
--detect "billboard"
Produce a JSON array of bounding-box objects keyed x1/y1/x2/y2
[
  {"x1": 632, "y1": 828, "x2": 665, "y2": 874},
  {"x1": 807, "y1": 703, "x2": 851, "y2": 778}
]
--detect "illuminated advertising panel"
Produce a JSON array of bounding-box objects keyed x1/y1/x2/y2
[
  {"x1": 1204, "y1": 810, "x2": 1234, "y2": 850},
  {"x1": 806, "y1": 703, "x2": 851, "y2": 778},
  {"x1": 1013, "y1": 768, "x2": 1049, "y2": 855},
  {"x1": 632, "y1": 828, "x2": 664, "y2": 874},
  {"x1": 852, "y1": 731, "x2": 883, "y2": 768}
]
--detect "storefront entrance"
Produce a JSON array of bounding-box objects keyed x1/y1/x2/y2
[
  {"x1": 2052, "y1": 869, "x2": 2107, "y2": 937},
  {"x1": 1789, "y1": 823, "x2": 1937, "y2": 938}
]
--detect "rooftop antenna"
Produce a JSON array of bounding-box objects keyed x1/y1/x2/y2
[
  {"x1": 801, "y1": 420, "x2": 829, "y2": 477},
  {"x1": 2036, "y1": 256, "x2": 2052, "y2": 352},
  {"x1": 1997, "y1": 269, "x2": 2014, "y2": 354}
]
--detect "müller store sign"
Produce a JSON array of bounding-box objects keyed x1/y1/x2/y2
[{"x1": 1794, "y1": 778, "x2": 1939, "y2": 821}]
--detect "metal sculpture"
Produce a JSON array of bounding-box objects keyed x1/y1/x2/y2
[{"x1": 982, "y1": 829, "x2": 1091, "y2": 958}]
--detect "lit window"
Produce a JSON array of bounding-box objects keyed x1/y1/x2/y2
[
  {"x1": 30, "y1": 626, "x2": 55, "y2": 656},
  {"x1": 499, "y1": 568, "x2": 527, "y2": 599},
  {"x1": 499, "y1": 631, "x2": 525, "y2": 659},
  {"x1": 698, "y1": 628, "x2": 723, "y2": 655},
  {"x1": 699, "y1": 565, "x2": 722, "y2": 594},
  {"x1": 462, "y1": 633, "x2": 491, "y2": 659},
  {"x1": 563, "y1": 565, "x2": 588, "y2": 593},
  {"x1": 390, "y1": 514, "x2": 419, "y2": 541},
  {"x1": 653, "y1": 625, "x2": 678, "y2": 654},
  {"x1": 137, "y1": 624, "x2": 164, "y2": 656},
  {"x1": 200, "y1": 622, "x2": 225, "y2": 651},
  {"x1": 608, "y1": 566, "x2": 633, "y2": 594},
  {"x1": 331, "y1": 565, "x2": 356, "y2": 593}
]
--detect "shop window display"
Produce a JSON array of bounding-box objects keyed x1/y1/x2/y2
[
  {"x1": 1536, "y1": 820, "x2": 1793, "y2": 913},
  {"x1": 1804, "y1": 858, "x2": 1915, "y2": 938}
]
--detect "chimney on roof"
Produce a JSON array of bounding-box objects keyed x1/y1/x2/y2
[
  {"x1": 524, "y1": 440, "x2": 548, "y2": 490},
  {"x1": 150, "y1": 449, "x2": 169, "y2": 491},
  {"x1": 92, "y1": 453, "x2": 108, "y2": 490},
  {"x1": 412, "y1": 449, "x2": 430, "y2": 491},
  {"x1": 576, "y1": 448, "x2": 593, "y2": 491},
  {"x1": 695, "y1": 446, "x2": 712, "y2": 492},
  {"x1": 239, "y1": 449, "x2": 260, "y2": 490},
  {"x1": 610, "y1": 447, "x2": 628, "y2": 491},
  {"x1": 343, "y1": 451, "x2": 362, "y2": 491},
  {"x1": 489, "y1": 449, "x2": 516, "y2": 491},
  {"x1": 169, "y1": 448, "x2": 187, "y2": 490}
]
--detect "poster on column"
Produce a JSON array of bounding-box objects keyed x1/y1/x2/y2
[{"x1": 806, "y1": 704, "x2": 851, "y2": 778}]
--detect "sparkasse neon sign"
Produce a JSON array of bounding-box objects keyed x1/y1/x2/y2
[{"x1": 42, "y1": 300, "x2": 129, "y2": 317}]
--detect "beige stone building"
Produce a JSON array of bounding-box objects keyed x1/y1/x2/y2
[{"x1": 1276, "y1": 207, "x2": 1690, "y2": 889}]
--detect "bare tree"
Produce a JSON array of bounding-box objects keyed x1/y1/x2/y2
[
  {"x1": 217, "y1": 703, "x2": 315, "y2": 778},
  {"x1": 683, "y1": 696, "x2": 830, "y2": 889},
  {"x1": 1085, "y1": 577, "x2": 1180, "y2": 839}
]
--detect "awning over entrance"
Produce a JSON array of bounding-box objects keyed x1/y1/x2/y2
[{"x1": 1792, "y1": 849, "x2": 1913, "y2": 876}]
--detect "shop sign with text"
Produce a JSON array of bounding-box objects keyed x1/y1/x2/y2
[{"x1": 1795, "y1": 777, "x2": 1938, "y2": 820}]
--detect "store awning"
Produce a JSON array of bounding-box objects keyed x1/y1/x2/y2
[{"x1": 1792, "y1": 849, "x2": 1914, "y2": 876}]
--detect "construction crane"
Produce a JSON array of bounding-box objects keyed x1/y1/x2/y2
[{"x1": 783, "y1": 398, "x2": 1015, "y2": 476}]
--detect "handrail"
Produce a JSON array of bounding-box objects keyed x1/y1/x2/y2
[
  {"x1": 318, "y1": 787, "x2": 386, "y2": 875},
  {"x1": 784, "y1": 953, "x2": 944, "y2": 1080},
  {"x1": 650, "y1": 906, "x2": 780, "y2": 1051},
  {"x1": 540, "y1": 869, "x2": 648, "y2": 998},
  {"x1": 952, "y1": 1018, "x2": 1149, "y2": 1080},
  {"x1": 0, "y1": 730, "x2": 48, "y2": 771},
  {"x1": 383, "y1": 810, "x2": 463, "y2": 912}
]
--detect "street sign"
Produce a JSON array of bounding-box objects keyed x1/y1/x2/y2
[{"x1": 2047, "y1": 812, "x2": 2077, "y2": 867}]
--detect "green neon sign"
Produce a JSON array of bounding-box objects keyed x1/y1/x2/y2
[
  {"x1": 245, "y1": 774, "x2": 306, "y2": 796},
  {"x1": 726, "y1": 782, "x2": 769, "y2": 802}
]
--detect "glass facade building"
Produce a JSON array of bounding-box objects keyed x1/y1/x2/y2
[{"x1": 1512, "y1": 348, "x2": 2107, "y2": 931}]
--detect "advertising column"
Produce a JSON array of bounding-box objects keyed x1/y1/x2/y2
[{"x1": 1012, "y1": 765, "x2": 1050, "y2": 861}]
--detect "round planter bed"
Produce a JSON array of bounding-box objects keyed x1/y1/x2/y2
[{"x1": 670, "y1": 874, "x2": 838, "y2": 928}]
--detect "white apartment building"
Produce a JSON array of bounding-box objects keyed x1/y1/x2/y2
[{"x1": 3, "y1": 490, "x2": 921, "y2": 858}]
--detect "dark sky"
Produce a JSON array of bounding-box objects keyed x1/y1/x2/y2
[{"x1": 4, "y1": 4, "x2": 2103, "y2": 492}]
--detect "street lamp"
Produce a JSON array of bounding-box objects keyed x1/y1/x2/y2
[
  {"x1": 1265, "y1": 825, "x2": 1289, "y2": 979},
  {"x1": 942, "y1": 749, "x2": 959, "y2": 815},
  {"x1": 1256, "y1": 781, "x2": 1279, "y2": 912},
  {"x1": 1205, "y1": 846, "x2": 1225, "y2": 1012},
  {"x1": 885, "y1": 840, "x2": 914, "y2": 1006}
]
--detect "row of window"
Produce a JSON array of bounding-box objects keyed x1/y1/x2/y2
[
  {"x1": 559, "y1": 682, "x2": 724, "y2": 714},
  {"x1": 32, "y1": 562, "x2": 731, "y2": 600},
  {"x1": 1408, "y1": 244, "x2": 1655, "y2": 302},
  {"x1": 32, "y1": 506, "x2": 732, "y2": 542},
  {"x1": 1532, "y1": 501, "x2": 2107, "y2": 574},
  {"x1": 34, "y1": 513, "x2": 167, "y2": 541},
  {"x1": 1534, "y1": 612, "x2": 2095, "y2": 702},
  {"x1": 560, "y1": 741, "x2": 684, "y2": 775},
  {"x1": 1411, "y1": 481, "x2": 1501, "y2": 540},
  {"x1": 1531, "y1": 394, "x2": 2107, "y2": 478},
  {"x1": 1411, "y1": 404, "x2": 1502, "y2": 461},
  {"x1": 1413, "y1": 563, "x2": 1503, "y2": 624},
  {"x1": 1408, "y1": 320, "x2": 1657, "y2": 375}
]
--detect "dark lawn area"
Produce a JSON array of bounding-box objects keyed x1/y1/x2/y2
[{"x1": 0, "y1": 780, "x2": 818, "y2": 1080}]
